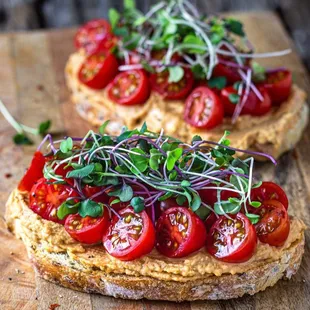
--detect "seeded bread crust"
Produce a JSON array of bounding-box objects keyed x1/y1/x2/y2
[
  {"x1": 65, "y1": 52, "x2": 308, "y2": 161},
  {"x1": 5, "y1": 189, "x2": 305, "y2": 301}
]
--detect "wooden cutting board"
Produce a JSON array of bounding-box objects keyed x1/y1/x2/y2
[{"x1": 0, "y1": 11, "x2": 309, "y2": 310}]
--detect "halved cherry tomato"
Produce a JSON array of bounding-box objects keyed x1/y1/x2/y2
[
  {"x1": 150, "y1": 67, "x2": 194, "y2": 100},
  {"x1": 75, "y1": 19, "x2": 112, "y2": 54},
  {"x1": 184, "y1": 86, "x2": 224, "y2": 129},
  {"x1": 205, "y1": 212, "x2": 218, "y2": 232},
  {"x1": 107, "y1": 70, "x2": 150, "y2": 105},
  {"x1": 103, "y1": 207, "x2": 155, "y2": 261},
  {"x1": 220, "y1": 86, "x2": 271, "y2": 116},
  {"x1": 92, "y1": 33, "x2": 118, "y2": 54},
  {"x1": 29, "y1": 178, "x2": 78, "y2": 224},
  {"x1": 206, "y1": 212, "x2": 257, "y2": 263},
  {"x1": 18, "y1": 151, "x2": 45, "y2": 192},
  {"x1": 261, "y1": 69, "x2": 292, "y2": 105},
  {"x1": 83, "y1": 185, "x2": 110, "y2": 203},
  {"x1": 212, "y1": 64, "x2": 241, "y2": 85},
  {"x1": 255, "y1": 200, "x2": 290, "y2": 247},
  {"x1": 156, "y1": 206, "x2": 207, "y2": 258},
  {"x1": 250, "y1": 182, "x2": 289, "y2": 210},
  {"x1": 78, "y1": 51, "x2": 119, "y2": 89},
  {"x1": 65, "y1": 211, "x2": 109, "y2": 244}
]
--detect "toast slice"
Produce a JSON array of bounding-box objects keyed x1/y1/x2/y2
[
  {"x1": 65, "y1": 52, "x2": 308, "y2": 161},
  {"x1": 5, "y1": 189, "x2": 306, "y2": 301}
]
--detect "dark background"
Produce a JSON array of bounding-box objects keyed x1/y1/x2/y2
[{"x1": 1, "y1": 0, "x2": 310, "y2": 71}]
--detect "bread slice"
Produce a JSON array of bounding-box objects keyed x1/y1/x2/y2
[
  {"x1": 5, "y1": 189, "x2": 306, "y2": 301},
  {"x1": 65, "y1": 52, "x2": 308, "y2": 160}
]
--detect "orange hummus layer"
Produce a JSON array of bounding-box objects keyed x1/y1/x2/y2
[{"x1": 6, "y1": 189, "x2": 306, "y2": 282}]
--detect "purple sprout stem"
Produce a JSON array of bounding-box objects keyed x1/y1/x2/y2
[{"x1": 37, "y1": 134, "x2": 57, "y2": 154}]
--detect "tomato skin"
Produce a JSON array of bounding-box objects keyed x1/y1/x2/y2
[
  {"x1": 103, "y1": 207, "x2": 155, "y2": 261},
  {"x1": 255, "y1": 200, "x2": 290, "y2": 247},
  {"x1": 250, "y1": 182, "x2": 289, "y2": 210},
  {"x1": 78, "y1": 51, "x2": 119, "y2": 89},
  {"x1": 206, "y1": 212, "x2": 257, "y2": 263},
  {"x1": 150, "y1": 67, "x2": 194, "y2": 100},
  {"x1": 184, "y1": 86, "x2": 224, "y2": 129},
  {"x1": 220, "y1": 86, "x2": 271, "y2": 117},
  {"x1": 29, "y1": 178, "x2": 78, "y2": 224},
  {"x1": 261, "y1": 69, "x2": 292, "y2": 105},
  {"x1": 83, "y1": 185, "x2": 110, "y2": 204},
  {"x1": 75, "y1": 19, "x2": 112, "y2": 54},
  {"x1": 156, "y1": 206, "x2": 207, "y2": 258},
  {"x1": 18, "y1": 151, "x2": 45, "y2": 192},
  {"x1": 212, "y1": 63, "x2": 241, "y2": 84},
  {"x1": 107, "y1": 70, "x2": 151, "y2": 105},
  {"x1": 205, "y1": 212, "x2": 217, "y2": 232},
  {"x1": 65, "y1": 211, "x2": 109, "y2": 244}
]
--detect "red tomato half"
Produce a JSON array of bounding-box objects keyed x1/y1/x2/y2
[
  {"x1": 78, "y1": 52, "x2": 119, "y2": 89},
  {"x1": 255, "y1": 200, "x2": 290, "y2": 247},
  {"x1": 261, "y1": 69, "x2": 292, "y2": 105},
  {"x1": 150, "y1": 67, "x2": 194, "y2": 100},
  {"x1": 75, "y1": 19, "x2": 112, "y2": 54},
  {"x1": 65, "y1": 211, "x2": 109, "y2": 244},
  {"x1": 250, "y1": 182, "x2": 289, "y2": 210},
  {"x1": 107, "y1": 70, "x2": 150, "y2": 105},
  {"x1": 18, "y1": 151, "x2": 45, "y2": 192},
  {"x1": 212, "y1": 63, "x2": 241, "y2": 85},
  {"x1": 83, "y1": 185, "x2": 110, "y2": 204},
  {"x1": 205, "y1": 212, "x2": 217, "y2": 232},
  {"x1": 29, "y1": 178, "x2": 78, "y2": 224},
  {"x1": 206, "y1": 212, "x2": 257, "y2": 263},
  {"x1": 103, "y1": 207, "x2": 155, "y2": 261},
  {"x1": 156, "y1": 206, "x2": 207, "y2": 258},
  {"x1": 220, "y1": 86, "x2": 271, "y2": 116},
  {"x1": 184, "y1": 86, "x2": 224, "y2": 129}
]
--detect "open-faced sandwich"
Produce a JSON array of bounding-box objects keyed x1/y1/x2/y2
[
  {"x1": 65, "y1": 0, "x2": 308, "y2": 160},
  {"x1": 5, "y1": 123, "x2": 305, "y2": 301}
]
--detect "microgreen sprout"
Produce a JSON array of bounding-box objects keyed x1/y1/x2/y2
[{"x1": 41, "y1": 122, "x2": 276, "y2": 223}]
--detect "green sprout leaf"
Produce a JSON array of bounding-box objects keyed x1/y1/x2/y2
[
  {"x1": 99, "y1": 120, "x2": 110, "y2": 135},
  {"x1": 124, "y1": 0, "x2": 135, "y2": 9},
  {"x1": 181, "y1": 180, "x2": 191, "y2": 187},
  {"x1": 176, "y1": 195, "x2": 187, "y2": 206},
  {"x1": 250, "y1": 201, "x2": 262, "y2": 208},
  {"x1": 109, "y1": 8, "x2": 120, "y2": 28},
  {"x1": 168, "y1": 66, "x2": 184, "y2": 83},
  {"x1": 67, "y1": 164, "x2": 95, "y2": 179},
  {"x1": 225, "y1": 18, "x2": 245, "y2": 37},
  {"x1": 190, "y1": 191, "x2": 201, "y2": 212},
  {"x1": 131, "y1": 196, "x2": 145, "y2": 212},
  {"x1": 13, "y1": 133, "x2": 33, "y2": 145},
  {"x1": 208, "y1": 76, "x2": 227, "y2": 90},
  {"x1": 192, "y1": 135, "x2": 202, "y2": 143},
  {"x1": 252, "y1": 61, "x2": 266, "y2": 82},
  {"x1": 228, "y1": 93, "x2": 240, "y2": 104},
  {"x1": 252, "y1": 181, "x2": 263, "y2": 189},
  {"x1": 183, "y1": 34, "x2": 205, "y2": 54},
  {"x1": 129, "y1": 148, "x2": 148, "y2": 172},
  {"x1": 57, "y1": 200, "x2": 80, "y2": 220},
  {"x1": 214, "y1": 198, "x2": 241, "y2": 215},
  {"x1": 109, "y1": 183, "x2": 133, "y2": 202},
  {"x1": 78, "y1": 200, "x2": 103, "y2": 218},
  {"x1": 166, "y1": 148, "x2": 183, "y2": 171},
  {"x1": 149, "y1": 149, "x2": 162, "y2": 171},
  {"x1": 195, "y1": 205, "x2": 211, "y2": 220},
  {"x1": 38, "y1": 120, "x2": 51, "y2": 135},
  {"x1": 246, "y1": 213, "x2": 260, "y2": 224},
  {"x1": 60, "y1": 137, "x2": 73, "y2": 153},
  {"x1": 140, "y1": 122, "x2": 147, "y2": 134}
]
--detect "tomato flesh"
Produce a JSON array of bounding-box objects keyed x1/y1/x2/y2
[
  {"x1": 150, "y1": 67, "x2": 194, "y2": 100},
  {"x1": 78, "y1": 52, "x2": 119, "y2": 89},
  {"x1": 255, "y1": 200, "x2": 290, "y2": 247},
  {"x1": 184, "y1": 86, "x2": 224, "y2": 129},
  {"x1": 156, "y1": 206, "x2": 207, "y2": 258},
  {"x1": 107, "y1": 70, "x2": 150, "y2": 105},
  {"x1": 65, "y1": 211, "x2": 109, "y2": 244},
  {"x1": 261, "y1": 69, "x2": 292, "y2": 105},
  {"x1": 75, "y1": 19, "x2": 112, "y2": 54},
  {"x1": 103, "y1": 207, "x2": 155, "y2": 261},
  {"x1": 206, "y1": 212, "x2": 257, "y2": 263},
  {"x1": 250, "y1": 181, "x2": 289, "y2": 210},
  {"x1": 18, "y1": 151, "x2": 45, "y2": 192},
  {"x1": 220, "y1": 86, "x2": 271, "y2": 116},
  {"x1": 29, "y1": 178, "x2": 78, "y2": 224}
]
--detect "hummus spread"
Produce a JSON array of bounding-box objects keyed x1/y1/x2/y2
[
  {"x1": 5, "y1": 189, "x2": 306, "y2": 282},
  {"x1": 65, "y1": 52, "x2": 308, "y2": 160}
]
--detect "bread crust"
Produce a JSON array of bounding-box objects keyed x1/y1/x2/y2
[
  {"x1": 5, "y1": 189, "x2": 306, "y2": 301},
  {"x1": 65, "y1": 52, "x2": 308, "y2": 161}
]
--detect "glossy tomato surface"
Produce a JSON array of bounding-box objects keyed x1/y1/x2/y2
[
  {"x1": 103, "y1": 207, "x2": 155, "y2": 261},
  {"x1": 261, "y1": 69, "x2": 292, "y2": 105},
  {"x1": 206, "y1": 212, "x2": 257, "y2": 263},
  {"x1": 18, "y1": 151, "x2": 45, "y2": 192},
  {"x1": 78, "y1": 52, "x2": 118, "y2": 89},
  {"x1": 107, "y1": 70, "x2": 150, "y2": 105},
  {"x1": 75, "y1": 19, "x2": 112, "y2": 54},
  {"x1": 29, "y1": 178, "x2": 78, "y2": 224},
  {"x1": 255, "y1": 200, "x2": 290, "y2": 247},
  {"x1": 65, "y1": 211, "x2": 109, "y2": 244},
  {"x1": 156, "y1": 206, "x2": 207, "y2": 258},
  {"x1": 212, "y1": 63, "x2": 241, "y2": 85},
  {"x1": 150, "y1": 67, "x2": 194, "y2": 100},
  {"x1": 250, "y1": 181, "x2": 289, "y2": 210},
  {"x1": 220, "y1": 86, "x2": 271, "y2": 116},
  {"x1": 184, "y1": 86, "x2": 224, "y2": 129},
  {"x1": 83, "y1": 185, "x2": 110, "y2": 203},
  {"x1": 205, "y1": 212, "x2": 218, "y2": 232}
]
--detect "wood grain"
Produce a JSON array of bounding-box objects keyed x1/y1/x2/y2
[{"x1": 0, "y1": 10, "x2": 309, "y2": 310}]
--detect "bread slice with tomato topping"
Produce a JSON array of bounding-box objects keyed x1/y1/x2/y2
[{"x1": 5, "y1": 189, "x2": 305, "y2": 301}]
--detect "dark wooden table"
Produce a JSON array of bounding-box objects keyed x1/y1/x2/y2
[
  {"x1": 1, "y1": 0, "x2": 310, "y2": 72},
  {"x1": 0, "y1": 10, "x2": 310, "y2": 310}
]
